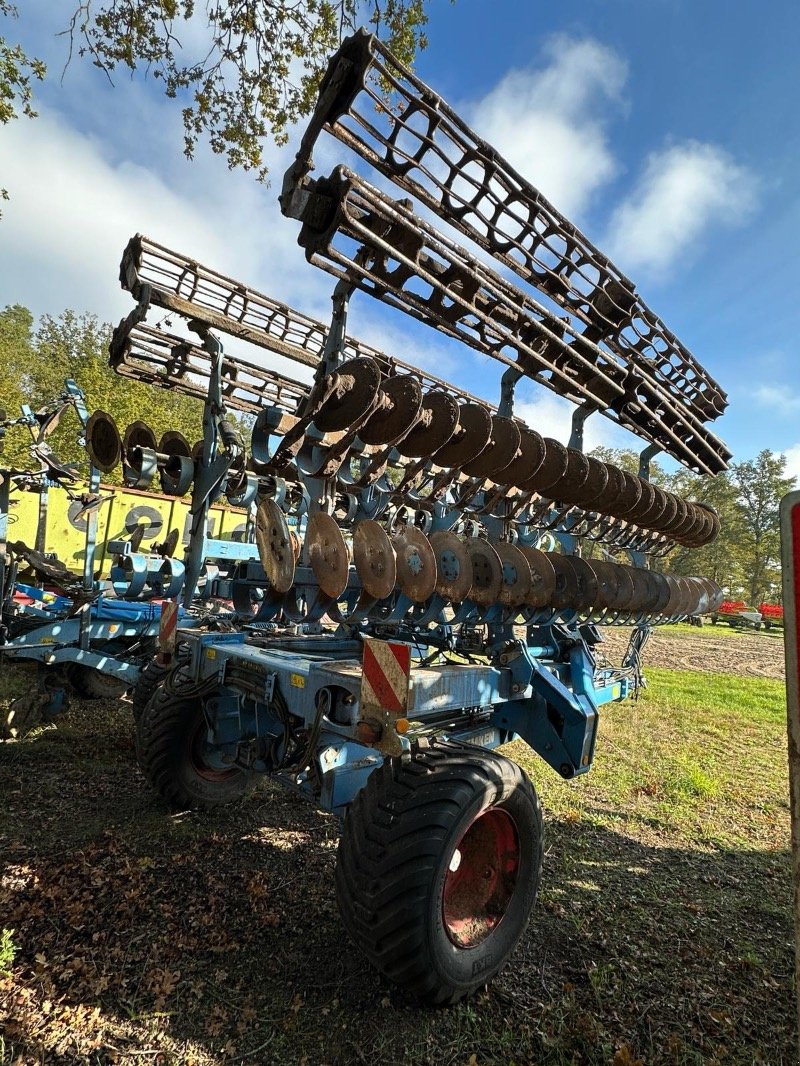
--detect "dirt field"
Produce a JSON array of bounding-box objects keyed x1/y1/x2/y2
[
  {"x1": 600, "y1": 622, "x2": 786, "y2": 680},
  {"x1": 0, "y1": 627, "x2": 793, "y2": 1065}
]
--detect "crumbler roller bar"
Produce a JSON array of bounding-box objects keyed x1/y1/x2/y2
[{"x1": 284, "y1": 31, "x2": 727, "y2": 424}]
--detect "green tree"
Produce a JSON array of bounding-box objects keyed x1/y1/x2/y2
[
  {"x1": 4, "y1": 2, "x2": 434, "y2": 184},
  {"x1": 665, "y1": 470, "x2": 745, "y2": 593},
  {"x1": 0, "y1": 3, "x2": 45, "y2": 212},
  {"x1": 731, "y1": 450, "x2": 793, "y2": 605},
  {"x1": 0, "y1": 305, "x2": 203, "y2": 482},
  {"x1": 0, "y1": 305, "x2": 35, "y2": 468}
]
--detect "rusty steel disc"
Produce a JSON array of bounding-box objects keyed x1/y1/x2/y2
[
  {"x1": 684, "y1": 577, "x2": 709, "y2": 616},
  {"x1": 707, "y1": 578, "x2": 725, "y2": 613},
  {"x1": 433, "y1": 403, "x2": 493, "y2": 469},
  {"x1": 159, "y1": 430, "x2": 192, "y2": 459},
  {"x1": 123, "y1": 420, "x2": 157, "y2": 455},
  {"x1": 692, "y1": 505, "x2": 719, "y2": 547},
  {"x1": 592, "y1": 463, "x2": 625, "y2": 515},
  {"x1": 397, "y1": 391, "x2": 460, "y2": 458},
  {"x1": 517, "y1": 546, "x2": 557, "y2": 608},
  {"x1": 674, "y1": 576, "x2": 700, "y2": 616},
  {"x1": 627, "y1": 479, "x2": 658, "y2": 526},
  {"x1": 652, "y1": 488, "x2": 678, "y2": 530},
  {"x1": 678, "y1": 503, "x2": 712, "y2": 545},
  {"x1": 161, "y1": 528, "x2": 180, "y2": 558},
  {"x1": 503, "y1": 427, "x2": 546, "y2": 489},
  {"x1": 560, "y1": 556, "x2": 599, "y2": 610},
  {"x1": 569, "y1": 457, "x2": 610, "y2": 508},
  {"x1": 677, "y1": 506, "x2": 708, "y2": 547},
  {"x1": 353, "y1": 520, "x2": 396, "y2": 599},
  {"x1": 289, "y1": 530, "x2": 303, "y2": 562},
  {"x1": 465, "y1": 538, "x2": 504, "y2": 606},
  {"x1": 585, "y1": 559, "x2": 623, "y2": 611},
  {"x1": 358, "y1": 374, "x2": 423, "y2": 446},
  {"x1": 313, "y1": 358, "x2": 382, "y2": 433},
  {"x1": 684, "y1": 577, "x2": 710, "y2": 616},
  {"x1": 609, "y1": 471, "x2": 644, "y2": 518},
  {"x1": 393, "y1": 526, "x2": 437, "y2": 602},
  {"x1": 605, "y1": 563, "x2": 637, "y2": 611},
  {"x1": 463, "y1": 416, "x2": 521, "y2": 479},
  {"x1": 643, "y1": 486, "x2": 675, "y2": 531},
  {"x1": 429, "y1": 530, "x2": 473, "y2": 602},
  {"x1": 619, "y1": 564, "x2": 653, "y2": 612},
  {"x1": 663, "y1": 575, "x2": 685, "y2": 616},
  {"x1": 646, "y1": 486, "x2": 674, "y2": 530},
  {"x1": 669, "y1": 497, "x2": 697, "y2": 540},
  {"x1": 85, "y1": 410, "x2": 122, "y2": 473},
  {"x1": 305, "y1": 511, "x2": 350, "y2": 598},
  {"x1": 526, "y1": 438, "x2": 569, "y2": 496},
  {"x1": 637, "y1": 567, "x2": 664, "y2": 613},
  {"x1": 493, "y1": 541, "x2": 533, "y2": 608},
  {"x1": 255, "y1": 499, "x2": 295, "y2": 594},
  {"x1": 650, "y1": 571, "x2": 672, "y2": 615},
  {"x1": 547, "y1": 553, "x2": 581, "y2": 611},
  {"x1": 554, "y1": 449, "x2": 592, "y2": 506}
]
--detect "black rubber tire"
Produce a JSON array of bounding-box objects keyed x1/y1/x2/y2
[
  {"x1": 68, "y1": 663, "x2": 128, "y2": 700},
  {"x1": 0, "y1": 694, "x2": 43, "y2": 740},
  {"x1": 131, "y1": 658, "x2": 171, "y2": 723},
  {"x1": 335, "y1": 738, "x2": 543, "y2": 1004},
  {"x1": 136, "y1": 682, "x2": 252, "y2": 810}
]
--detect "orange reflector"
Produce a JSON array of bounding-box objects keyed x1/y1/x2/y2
[{"x1": 395, "y1": 718, "x2": 410, "y2": 734}]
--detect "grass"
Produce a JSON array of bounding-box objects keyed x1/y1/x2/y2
[{"x1": 0, "y1": 658, "x2": 794, "y2": 1065}]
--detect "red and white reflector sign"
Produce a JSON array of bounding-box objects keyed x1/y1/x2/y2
[
  {"x1": 779, "y1": 490, "x2": 800, "y2": 1050},
  {"x1": 360, "y1": 638, "x2": 411, "y2": 714},
  {"x1": 158, "y1": 599, "x2": 179, "y2": 658}
]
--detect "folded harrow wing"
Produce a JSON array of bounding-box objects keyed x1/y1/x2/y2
[{"x1": 108, "y1": 31, "x2": 730, "y2": 1006}]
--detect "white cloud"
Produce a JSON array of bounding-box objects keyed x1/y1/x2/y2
[
  {"x1": 469, "y1": 37, "x2": 627, "y2": 219},
  {"x1": 0, "y1": 106, "x2": 326, "y2": 324},
  {"x1": 753, "y1": 384, "x2": 800, "y2": 415},
  {"x1": 514, "y1": 389, "x2": 631, "y2": 451},
  {"x1": 784, "y1": 445, "x2": 800, "y2": 485},
  {"x1": 605, "y1": 141, "x2": 758, "y2": 275}
]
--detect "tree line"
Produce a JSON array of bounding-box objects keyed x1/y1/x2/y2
[{"x1": 1, "y1": 304, "x2": 794, "y2": 607}]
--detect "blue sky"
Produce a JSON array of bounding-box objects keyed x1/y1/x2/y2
[{"x1": 1, "y1": 0, "x2": 798, "y2": 478}]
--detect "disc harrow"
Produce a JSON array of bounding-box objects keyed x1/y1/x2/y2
[{"x1": 106, "y1": 28, "x2": 734, "y2": 1008}]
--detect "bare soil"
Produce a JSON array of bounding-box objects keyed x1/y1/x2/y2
[{"x1": 599, "y1": 623, "x2": 786, "y2": 681}]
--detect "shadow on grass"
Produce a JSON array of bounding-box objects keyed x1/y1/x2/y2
[{"x1": 0, "y1": 700, "x2": 794, "y2": 1066}]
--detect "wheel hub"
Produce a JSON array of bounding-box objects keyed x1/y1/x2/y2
[{"x1": 442, "y1": 807, "x2": 520, "y2": 948}]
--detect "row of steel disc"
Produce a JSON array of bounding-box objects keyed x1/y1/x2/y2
[
  {"x1": 86, "y1": 370, "x2": 719, "y2": 554},
  {"x1": 255, "y1": 501, "x2": 722, "y2": 618},
  {"x1": 292, "y1": 358, "x2": 719, "y2": 548},
  {"x1": 84, "y1": 412, "x2": 262, "y2": 505}
]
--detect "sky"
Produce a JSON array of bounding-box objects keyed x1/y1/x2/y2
[{"x1": 1, "y1": 0, "x2": 798, "y2": 480}]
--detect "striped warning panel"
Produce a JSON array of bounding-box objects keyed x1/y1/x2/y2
[
  {"x1": 158, "y1": 598, "x2": 179, "y2": 656},
  {"x1": 360, "y1": 638, "x2": 411, "y2": 714}
]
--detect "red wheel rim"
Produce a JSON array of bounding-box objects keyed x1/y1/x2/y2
[
  {"x1": 188, "y1": 718, "x2": 238, "y2": 782},
  {"x1": 442, "y1": 807, "x2": 520, "y2": 948}
]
